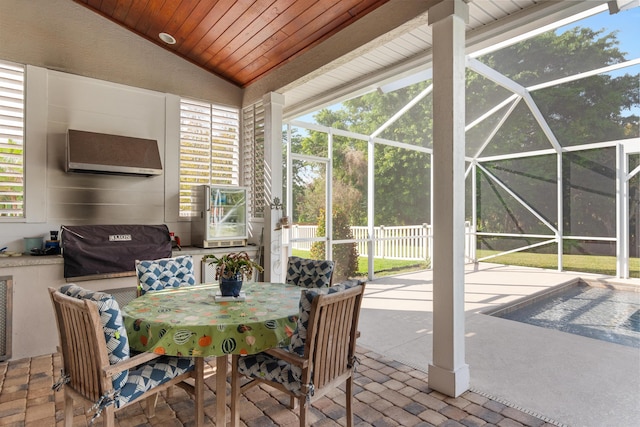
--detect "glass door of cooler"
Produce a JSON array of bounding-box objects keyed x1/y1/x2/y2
[
  {"x1": 192, "y1": 185, "x2": 248, "y2": 248},
  {"x1": 208, "y1": 186, "x2": 247, "y2": 239}
]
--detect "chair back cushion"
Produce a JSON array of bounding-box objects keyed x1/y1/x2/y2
[
  {"x1": 288, "y1": 279, "x2": 363, "y2": 356},
  {"x1": 59, "y1": 284, "x2": 130, "y2": 391},
  {"x1": 136, "y1": 255, "x2": 196, "y2": 295},
  {"x1": 285, "y1": 256, "x2": 335, "y2": 288}
]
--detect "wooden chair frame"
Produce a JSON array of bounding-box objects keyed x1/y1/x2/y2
[
  {"x1": 49, "y1": 288, "x2": 194, "y2": 427},
  {"x1": 231, "y1": 283, "x2": 365, "y2": 427}
]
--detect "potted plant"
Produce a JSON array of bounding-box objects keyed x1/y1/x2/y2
[{"x1": 203, "y1": 251, "x2": 263, "y2": 297}]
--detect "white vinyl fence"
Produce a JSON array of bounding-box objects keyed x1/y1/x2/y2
[{"x1": 290, "y1": 223, "x2": 473, "y2": 261}]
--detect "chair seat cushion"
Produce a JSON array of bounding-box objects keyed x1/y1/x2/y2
[
  {"x1": 59, "y1": 284, "x2": 130, "y2": 391},
  {"x1": 237, "y1": 353, "x2": 304, "y2": 396},
  {"x1": 136, "y1": 255, "x2": 196, "y2": 295},
  {"x1": 116, "y1": 356, "x2": 194, "y2": 407}
]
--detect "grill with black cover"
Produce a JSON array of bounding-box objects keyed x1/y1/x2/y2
[{"x1": 61, "y1": 224, "x2": 172, "y2": 280}]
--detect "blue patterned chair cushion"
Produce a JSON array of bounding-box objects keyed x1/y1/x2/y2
[
  {"x1": 136, "y1": 255, "x2": 196, "y2": 295},
  {"x1": 115, "y1": 356, "x2": 194, "y2": 407},
  {"x1": 59, "y1": 284, "x2": 130, "y2": 391},
  {"x1": 237, "y1": 280, "x2": 364, "y2": 396},
  {"x1": 288, "y1": 279, "x2": 363, "y2": 356},
  {"x1": 237, "y1": 352, "x2": 304, "y2": 395},
  {"x1": 285, "y1": 256, "x2": 335, "y2": 288}
]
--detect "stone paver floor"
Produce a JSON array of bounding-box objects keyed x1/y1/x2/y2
[{"x1": 0, "y1": 347, "x2": 557, "y2": 427}]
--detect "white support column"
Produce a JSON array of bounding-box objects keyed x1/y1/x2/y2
[
  {"x1": 263, "y1": 92, "x2": 285, "y2": 283},
  {"x1": 427, "y1": 0, "x2": 470, "y2": 397}
]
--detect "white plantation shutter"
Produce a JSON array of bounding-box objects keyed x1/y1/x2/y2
[
  {"x1": 179, "y1": 98, "x2": 239, "y2": 217},
  {"x1": 242, "y1": 101, "x2": 265, "y2": 219},
  {"x1": 0, "y1": 60, "x2": 24, "y2": 218}
]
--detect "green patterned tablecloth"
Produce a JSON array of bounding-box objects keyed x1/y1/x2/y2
[{"x1": 122, "y1": 282, "x2": 301, "y2": 357}]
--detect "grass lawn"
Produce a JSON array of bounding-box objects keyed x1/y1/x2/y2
[
  {"x1": 291, "y1": 248, "x2": 639, "y2": 278},
  {"x1": 355, "y1": 257, "x2": 429, "y2": 276},
  {"x1": 291, "y1": 249, "x2": 429, "y2": 277},
  {"x1": 477, "y1": 250, "x2": 640, "y2": 278}
]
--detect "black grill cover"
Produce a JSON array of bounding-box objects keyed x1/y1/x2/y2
[{"x1": 61, "y1": 224, "x2": 172, "y2": 279}]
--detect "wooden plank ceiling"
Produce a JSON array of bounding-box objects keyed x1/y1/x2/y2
[{"x1": 73, "y1": 0, "x2": 390, "y2": 88}]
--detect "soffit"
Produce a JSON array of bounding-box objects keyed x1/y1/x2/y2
[{"x1": 280, "y1": 0, "x2": 608, "y2": 119}]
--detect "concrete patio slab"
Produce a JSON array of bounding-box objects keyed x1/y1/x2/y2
[{"x1": 357, "y1": 263, "x2": 640, "y2": 427}]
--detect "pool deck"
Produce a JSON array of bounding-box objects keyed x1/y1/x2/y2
[{"x1": 358, "y1": 262, "x2": 640, "y2": 427}]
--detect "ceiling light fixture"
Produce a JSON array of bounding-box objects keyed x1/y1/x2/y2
[{"x1": 159, "y1": 32, "x2": 176, "y2": 45}]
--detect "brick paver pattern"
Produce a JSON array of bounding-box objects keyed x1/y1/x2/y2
[{"x1": 0, "y1": 347, "x2": 557, "y2": 427}]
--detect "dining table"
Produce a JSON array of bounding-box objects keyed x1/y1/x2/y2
[{"x1": 121, "y1": 282, "x2": 301, "y2": 427}]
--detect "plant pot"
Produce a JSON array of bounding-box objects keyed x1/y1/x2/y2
[{"x1": 220, "y1": 277, "x2": 243, "y2": 297}]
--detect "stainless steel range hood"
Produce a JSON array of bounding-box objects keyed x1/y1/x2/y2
[{"x1": 66, "y1": 129, "x2": 163, "y2": 176}]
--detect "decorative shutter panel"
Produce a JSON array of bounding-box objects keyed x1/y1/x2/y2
[{"x1": 242, "y1": 102, "x2": 265, "y2": 219}]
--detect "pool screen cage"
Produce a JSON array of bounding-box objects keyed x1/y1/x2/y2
[{"x1": 278, "y1": 4, "x2": 639, "y2": 280}]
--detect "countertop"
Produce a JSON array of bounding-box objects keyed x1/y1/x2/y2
[{"x1": 0, "y1": 245, "x2": 258, "y2": 268}]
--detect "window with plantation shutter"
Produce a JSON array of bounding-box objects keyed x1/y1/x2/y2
[
  {"x1": 242, "y1": 101, "x2": 265, "y2": 219},
  {"x1": 179, "y1": 98, "x2": 239, "y2": 218},
  {"x1": 0, "y1": 60, "x2": 24, "y2": 218}
]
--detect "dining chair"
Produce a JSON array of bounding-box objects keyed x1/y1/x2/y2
[
  {"x1": 135, "y1": 254, "x2": 196, "y2": 296},
  {"x1": 285, "y1": 256, "x2": 335, "y2": 288},
  {"x1": 230, "y1": 279, "x2": 366, "y2": 427},
  {"x1": 49, "y1": 284, "x2": 195, "y2": 427}
]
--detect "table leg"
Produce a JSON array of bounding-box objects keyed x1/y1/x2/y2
[
  {"x1": 216, "y1": 355, "x2": 228, "y2": 426},
  {"x1": 195, "y1": 357, "x2": 205, "y2": 427}
]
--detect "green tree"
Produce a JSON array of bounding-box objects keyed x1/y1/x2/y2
[
  {"x1": 473, "y1": 27, "x2": 638, "y2": 248},
  {"x1": 0, "y1": 139, "x2": 24, "y2": 216},
  {"x1": 310, "y1": 208, "x2": 359, "y2": 281},
  {"x1": 476, "y1": 28, "x2": 638, "y2": 148},
  {"x1": 291, "y1": 109, "x2": 369, "y2": 227},
  {"x1": 311, "y1": 83, "x2": 433, "y2": 226}
]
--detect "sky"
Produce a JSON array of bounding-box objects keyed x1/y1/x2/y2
[
  {"x1": 569, "y1": 6, "x2": 640, "y2": 59},
  {"x1": 560, "y1": 6, "x2": 639, "y2": 117}
]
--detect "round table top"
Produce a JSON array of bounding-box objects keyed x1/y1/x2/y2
[{"x1": 122, "y1": 282, "x2": 301, "y2": 357}]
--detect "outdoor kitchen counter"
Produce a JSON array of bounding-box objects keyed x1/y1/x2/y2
[
  {"x1": 0, "y1": 246, "x2": 255, "y2": 268},
  {"x1": 0, "y1": 254, "x2": 63, "y2": 267}
]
